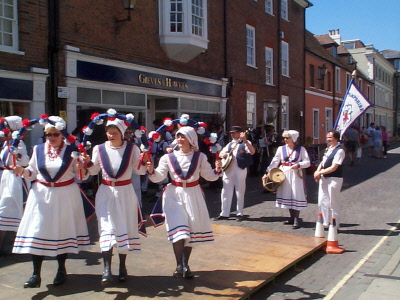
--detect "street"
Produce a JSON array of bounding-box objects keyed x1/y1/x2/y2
[{"x1": 202, "y1": 143, "x2": 400, "y2": 300}]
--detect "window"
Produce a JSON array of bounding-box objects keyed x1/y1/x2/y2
[
  {"x1": 281, "y1": 95, "x2": 289, "y2": 130},
  {"x1": 309, "y1": 64, "x2": 315, "y2": 87},
  {"x1": 346, "y1": 72, "x2": 351, "y2": 88},
  {"x1": 318, "y1": 66, "x2": 325, "y2": 90},
  {"x1": 191, "y1": 0, "x2": 204, "y2": 36},
  {"x1": 246, "y1": 25, "x2": 256, "y2": 67},
  {"x1": 335, "y1": 67, "x2": 340, "y2": 93},
  {"x1": 281, "y1": 0, "x2": 288, "y2": 20},
  {"x1": 313, "y1": 109, "x2": 319, "y2": 139},
  {"x1": 246, "y1": 92, "x2": 256, "y2": 128},
  {"x1": 394, "y1": 59, "x2": 400, "y2": 71},
  {"x1": 265, "y1": 0, "x2": 273, "y2": 15},
  {"x1": 325, "y1": 108, "x2": 333, "y2": 132},
  {"x1": 281, "y1": 41, "x2": 289, "y2": 76},
  {"x1": 0, "y1": 0, "x2": 18, "y2": 52},
  {"x1": 327, "y1": 72, "x2": 331, "y2": 92},
  {"x1": 332, "y1": 47, "x2": 338, "y2": 58},
  {"x1": 367, "y1": 85, "x2": 371, "y2": 100},
  {"x1": 265, "y1": 47, "x2": 273, "y2": 85},
  {"x1": 170, "y1": 0, "x2": 183, "y2": 32},
  {"x1": 358, "y1": 78, "x2": 362, "y2": 90}
]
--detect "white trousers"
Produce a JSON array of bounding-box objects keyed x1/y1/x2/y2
[
  {"x1": 220, "y1": 163, "x2": 248, "y2": 216},
  {"x1": 318, "y1": 176, "x2": 343, "y2": 227}
]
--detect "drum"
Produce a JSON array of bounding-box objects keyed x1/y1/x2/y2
[{"x1": 262, "y1": 168, "x2": 286, "y2": 192}]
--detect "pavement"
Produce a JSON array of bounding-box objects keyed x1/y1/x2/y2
[{"x1": 0, "y1": 142, "x2": 400, "y2": 299}]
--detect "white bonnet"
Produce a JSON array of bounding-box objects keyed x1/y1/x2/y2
[
  {"x1": 5, "y1": 116, "x2": 22, "y2": 131},
  {"x1": 286, "y1": 130, "x2": 299, "y2": 143},
  {"x1": 44, "y1": 116, "x2": 66, "y2": 131},
  {"x1": 106, "y1": 118, "x2": 127, "y2": 136},
  {"x1": 175, "y1": 126, "x2": 198, "y2": 150}
]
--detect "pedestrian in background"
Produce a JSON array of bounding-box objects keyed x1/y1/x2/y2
[
  {"x1": 263, "y1": 130, "x2": 310, "y2": 229},
  {"x1": 343, "y1": 125, "x2": 359, "y2": 166},
  {"x1": 381, "y1": 126, "x2": 388, "y2": 158},
  {"x1": 366, "y1": 122, "x2": 375, "y2": 156},
  {"x1": 373, "y1": 126, "x2": 382, "y2": 158},
  {"x1": 314, "y1": 130, "x2": 345, "y2": 228}
]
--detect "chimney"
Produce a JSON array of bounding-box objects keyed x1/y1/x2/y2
[{"x1": 329, "y1": 29, "x2": 341, "y2": 45}]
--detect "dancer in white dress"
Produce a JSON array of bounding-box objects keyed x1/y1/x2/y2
[
  {"x1": 13, "y1": 116, "x2": 91, "y2": 288},
  {"x1": 147, "y1": 126, "x2": 222, "y2": 279},
  {"x1": 83, "y1": 117, "x2": 147, "y2": 284},
  {"x1": 263, "y1": 130, "x2": 310, "y2": 229},
  {"x1": 0, "y1": 116, "x2": 30, "y2": 254}
]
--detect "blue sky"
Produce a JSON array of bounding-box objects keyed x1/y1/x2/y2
[{"x1": 306, "y1": 0, "x2": 400, "y2": 51}]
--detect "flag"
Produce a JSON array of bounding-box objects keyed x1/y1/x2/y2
[{"x1": 334, "y1": 79, "x2": 373, "y2": 138}]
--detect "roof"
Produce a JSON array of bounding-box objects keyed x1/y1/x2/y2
[{"x1": 380, "y1": 49, "x2": 400, "y2": 59}]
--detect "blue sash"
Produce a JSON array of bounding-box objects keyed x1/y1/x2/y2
[
  {"x1": 282, "y1": 145, "x2": 301, "y2": 163},
  {"x1": 98, "y1": 142, "x2": 133, "y2": 179},
  {"x1": 36, "y1": 143, "x2": 74, "y2": 182},
  {"x1": 167, "y1": 151, "x2": 200, "y2": 180}
]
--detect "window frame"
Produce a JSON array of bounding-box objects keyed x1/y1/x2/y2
[
  {"x1": 335, "y1": 67, "x2": 341, "y2": 93},
  {"x1": 313, "y1": 109, "x2": 319, "y2": 139},
  {"x1": 281, "y1": 41, "x2": 289, "y2": 77},
  {"x1": 325, "y1": 107, "x2": 333, "y2": 132},
  {"x1": 246, "y1": 24, "x2": 256, "y2": 67},
  {"x1": 281, "y1": 0, "x2": 288, "y2": 20},
  {"x1": 246, "y1": 91, "x2": 256, "y2": 129},
  {"x1": 265, "y1": 47, "x2": 273, "y2": 85},
  {"x1": 0, "y1": 0, "x2": 19, "y2": 53},
  {"x1": 265, "y1": 0, "x2": 273, "y2": 15},
  {"x1": 281, "y1": 95, "x2": 289, "y2": 130}
]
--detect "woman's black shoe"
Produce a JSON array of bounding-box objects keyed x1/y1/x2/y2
[
  {"x1": 118, "y1": 268, "x2": 128, "y2": 282},
  {"x1": 173, "y1": 265, "x2": 183, "y2": 278},
  {"x1": 101, "y1": 270, "x2": 113, "y2": 284},
  {"x1": 24, "y1": 275, "x2": 41, "y2": 288},
  {"x1": 53, "y1": 270, "x2": 67, "y2": 286},
  {"x1": 183, "y1": 266, "x2": 194, "y2": 279},
  {"x1": 283, "y1": 220, "x2": 294, "y2": 225}
]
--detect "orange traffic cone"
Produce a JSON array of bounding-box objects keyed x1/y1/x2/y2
[
  {"x1": 315, "y1": 213, "x2": 325, "y2": 238},
  {"x1": 325, "y1": 217, "x2": 345, "y2": 254}
]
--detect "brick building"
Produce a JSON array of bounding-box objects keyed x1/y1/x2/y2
[{"x1": 1, "y1": 0, "x2": 312, "y2": 146}]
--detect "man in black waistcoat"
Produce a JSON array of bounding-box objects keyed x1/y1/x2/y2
[
  {"x1": 314, "y1": 130, "x2": 345, "y2": 227},
  {"x1": 214, "y1": 126, "x2": 255, "y2": 222}
]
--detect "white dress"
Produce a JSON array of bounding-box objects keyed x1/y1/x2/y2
[
  {"x1": 13, "y1": 142, "x2": 91, "y2": 256},
  {"x1": 0, "y1": 140, "x2": 31, "y2": 231},
  {"x1": 267, "y1": 145, "x2": 310, "y2": 210},
  {"x1": 149, "y1": 150, "x2": 220, "y2": 246},
  {"x1": 88, "y1": 141, "x2": 146, "y2": 254}
]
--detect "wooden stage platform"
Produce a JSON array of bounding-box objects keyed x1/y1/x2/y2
[{"x1": 0, "y1": 223, "x2": 326, "y2": 300}]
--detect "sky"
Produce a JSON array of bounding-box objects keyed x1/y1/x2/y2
[{"x1": 306, "y1": 0, "x2": 400, "y2": 51}]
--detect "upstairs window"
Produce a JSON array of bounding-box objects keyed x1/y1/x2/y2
[
  {"x1": 246, "y1": 25, "x2": 256, "y2": 67},
  {"x1": 281, "y1": 0, "x2": 288, "y2": 20},
  {"x1": 0, "y1": 0, "x2": 18, "y2": 52},
  {"x1": 281, "y1": 41, "x2": 289, "y2": 76},
  {"x1": 265, "y1": 47, "x2": 273, "y2": 85},
  {"x1": 170, "y1": 0, "x2": 183, "y2": 32},
  {"x1": 191, "y1": 0, "x2": 204, "y2": 36},
  {"x1": 309, "y1": 64, "x2": 315, "y2": 87},
  {"x1": 265, "y1": 0, "x2": 273, "y2": 15}
]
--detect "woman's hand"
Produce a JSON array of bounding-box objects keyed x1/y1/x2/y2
[
  {"x1": 262, "y1": 173, "x2": 268, "y2": 181},
  {"x1": 146, "y1": 161, "x2": 154, "y2": 175},
  {"x1": 291, "y1": 164, "x2": 299, "y2": 170},
  {"x1": 81, "y1": 153, "x2": 91, "y2": 164},
  {"x1": 12, "y1": 165, "x2": 24, "y2": 177},
  {"x1": 76, "y1": 159, "x2": 85, "y2": 170}
]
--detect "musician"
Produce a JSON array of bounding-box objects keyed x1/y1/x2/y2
[
  {"x1": 314, "y1": 130, "x2": 345, "y2": 228},
  {"x1": 214, "y1": 126, "x2": 255, "y2": 222},
  {"x1": 263, "y1": 130, "x2": 310, "y2": 229}
]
